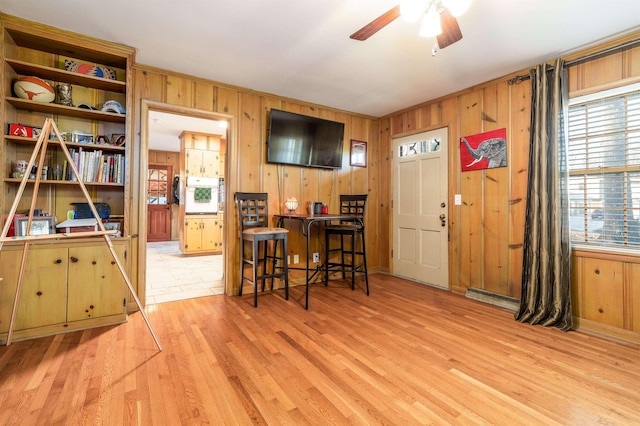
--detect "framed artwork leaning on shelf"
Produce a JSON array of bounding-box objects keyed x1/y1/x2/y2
[
  {"x1": 14, "y1": 216, "x2": 55, "y2": 236},
  {"x1": 111, "y1": 133, "x2": 125, "y2": 146},
  {"x1": 96, "y1": 135, "x2": 110, "y2": 145}
]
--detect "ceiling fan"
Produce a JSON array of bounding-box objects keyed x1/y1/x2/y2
[{"x1": 350, "y1": 0, "x2": 471, "y2": 50}]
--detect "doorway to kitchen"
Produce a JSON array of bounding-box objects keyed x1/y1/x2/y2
[{"x1": 142, "y1": 101, "x2": 231, "y2": 305}]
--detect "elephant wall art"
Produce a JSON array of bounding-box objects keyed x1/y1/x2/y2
[{"x1": 459, "y1": 128, "x2": 507, "y2": 172}]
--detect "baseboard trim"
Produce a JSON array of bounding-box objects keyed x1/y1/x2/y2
[{"x1": 465, "y1": 287, "x2": 519, "y2": 312}]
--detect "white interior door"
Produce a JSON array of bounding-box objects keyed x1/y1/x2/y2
[{"x1": 393, "y1": 128, "x2": 448, "y2": 289}]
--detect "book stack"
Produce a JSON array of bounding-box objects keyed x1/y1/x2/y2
[{"x1": 63, "y1": 147, "x2": 125, "y2": 183}]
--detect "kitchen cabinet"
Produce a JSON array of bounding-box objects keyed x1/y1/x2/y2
[
  {"x1": 179, "y1": 131, "x2": 225, "y2": 254},
  {"x1": 0, "y1": 239, "x2": 127, "y2": 344},
  {"x1": 180, "y1": 215, "x2": 223, "y2": 254},
  {"x1": 185, "y1": 148, "x2": 219, "y2": 178}
]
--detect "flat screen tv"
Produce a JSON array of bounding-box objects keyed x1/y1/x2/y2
[{"x1": 267, "y1": 109, "x2": 344, "y2": 169}]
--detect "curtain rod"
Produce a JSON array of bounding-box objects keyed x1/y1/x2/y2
[{"x1": 507, "y1": 38, "x2": 640, "y2": 85}]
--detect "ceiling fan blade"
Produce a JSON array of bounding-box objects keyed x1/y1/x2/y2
[
  {"x1": 350, "y1": 5, "x2": 401, "y2": 41},
  {"x1": 436, "y1": 8, "x2": 463, "y2": 49}
]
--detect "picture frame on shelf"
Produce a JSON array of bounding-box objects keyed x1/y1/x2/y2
[
  {"x1": 14, "y1": 216, "x2": 55, "y2": 237},
  {"x1": 103, "y1": 219, "x2": 122, "y2": 237},
  {"x1": 96, "y1": 135, "x2": 110, "y2": 145},
  {"x1": 350, "y1": 139, "x2": 367, "y2": 167},
  {"x1": 111, "y1": 133, "x2": 125, "y2": 147},
  {"x1": 71, "y1": 131, "x2": 94, "y2": 144},
  {"x1": 49, "y1": 131, "x2": 67, "y2": 141}
]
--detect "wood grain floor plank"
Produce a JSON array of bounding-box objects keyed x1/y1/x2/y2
[{"x1": 0, "y1": 273, "x2": 639, "y2": 425}]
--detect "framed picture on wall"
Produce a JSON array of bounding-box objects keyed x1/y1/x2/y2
[{"x1": 350, "y1": 139, "x2": 367, "y2": 167}]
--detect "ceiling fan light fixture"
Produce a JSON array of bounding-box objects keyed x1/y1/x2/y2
[
  {"x1": 400, "y1": 0, "x2": 429, "y2": 24},
  {"x1": 419, "y1": 7, "x2": 442, "y2": 37},
  {"x1": 441, "y1": 0, "x2": 471, "y2": 17}
]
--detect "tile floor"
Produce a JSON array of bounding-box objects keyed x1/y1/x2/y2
[{"x1": 146, "y1": 241, "x2": 224, "y2": 305}]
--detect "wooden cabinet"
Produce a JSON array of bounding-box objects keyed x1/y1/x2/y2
[
  {"x1": 0, "y1": 239, "x2": 127, "y2": 344},
  {"x1": 0, "y1": 15, "x2": 134, "y2": 230},
  {"x1": 178, "y1": 131, "x2": 225, "y2": 254},
  {"x1": 185, "y1": 148, "x2": 219, "y2": 178},
  {"x1": 180, "y1": 215, "x2": 223, "y2": 254},
  {"x1": 572, "y1": 248, "x2": 640, "y2": 343},
  {"x1": 0, "y1": 245, "x2": 68, "y2": 330},
  {"x1": 0, "y1": 16, "x2": 134, "y2": 344},
  {"x1": 67, "y1": 243, "x2": 126, "y2": 321}
]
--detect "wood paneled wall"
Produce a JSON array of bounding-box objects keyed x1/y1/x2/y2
[
  {"x1": 131, "y1": 66, "x2": 379, "y2": 297},
  {"x1": 380, "y1": 80, "x2": 531, "y2": 299},
  {"x1": 379, "y1": 31, "x2": 640, "y2": 342},
  {"x1": 131, "y1": 32, "x2": 639, "y2": 341}
]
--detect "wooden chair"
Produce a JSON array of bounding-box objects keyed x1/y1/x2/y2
[
  {"x1": 324, "y1": 194, "x2": 369, "y2": 295},
  {"x1": 235, "y1": 192, "x2": 289, "y2": 307}
]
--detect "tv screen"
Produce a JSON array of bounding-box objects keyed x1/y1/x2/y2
[{"x1": 267, "y1": 109, "x2": 344, "y2": 169}]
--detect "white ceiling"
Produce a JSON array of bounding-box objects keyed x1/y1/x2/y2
[
  {"x1": 148, "y1": 111, "x2": 227, "y2": 152},
  {"x1": 1, "y1": 0, "x2": 639, "y2": 146}
]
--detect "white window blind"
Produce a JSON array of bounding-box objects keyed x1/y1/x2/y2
[{"x1": 568, "y1": 83, "x2": 640, "y2": 248}]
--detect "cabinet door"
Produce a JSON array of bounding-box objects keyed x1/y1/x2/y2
[
  {"x1": 201, "y1": 150, "x2": 220, "y2": 177},
  {"x1": 184, "y1": 218, "x2": 203, "y2": 252},
  {"x1": 185, "y1": 149, "x2": 202, "y2": 177},
  {"x1": 201, "y1": 217, "x2": 221, "y2": 251},
  {"x1": 67, "y1": 244, "x2": 125, "y2": 322},
  {"x1": 185, "y1": 149, "x2": 219, "y2": 177},
  {"x1": 0, "y1": 246, "x2": 68, "y2": 331}
]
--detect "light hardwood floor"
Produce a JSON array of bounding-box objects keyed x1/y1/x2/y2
[
  {"x1": 146, "y1": 241, "x2": 224, "y2": 305},
  {"x1": 0, "y1": 274, "x2": 638, "y2": 425}
]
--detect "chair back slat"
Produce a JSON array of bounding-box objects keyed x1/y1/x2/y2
[
  {"x1": 236, "y1": 192, "x2": 269, "y2": 231},
  {"x1": 339, "y1": 194, "x2": 367, "y2": 216}
]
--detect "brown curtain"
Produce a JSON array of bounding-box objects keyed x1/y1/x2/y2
[{"x1": 515, "y1": 58, "x2": 573, "y2": 331}]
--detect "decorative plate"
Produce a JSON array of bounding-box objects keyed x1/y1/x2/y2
[{"x1": 64, "y1": 59, "x2": 116, "y2": 80}]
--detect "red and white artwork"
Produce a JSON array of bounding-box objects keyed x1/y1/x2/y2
[{"x1": 460, "y1": 128, "x2": 507, "y2": 172}]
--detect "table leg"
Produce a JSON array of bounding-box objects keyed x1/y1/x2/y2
[{"x1": 305, "y1": 221, "x2": 311, "y2": 310}]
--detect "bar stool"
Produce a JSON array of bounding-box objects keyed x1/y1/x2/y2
[
  {"x1": 324, "y1": 194, "x2": 369, "y2": 295},
  {"x1": 235, "y1": 192, "x2": 289, "y2": 307}
]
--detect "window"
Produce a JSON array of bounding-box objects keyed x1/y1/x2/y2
[
  {"x1": 397, "y1": 137, "x2": 441, "y2": 157},
  {"x1": 568, "y1": 83, "x2": 640, "y2": 248}
]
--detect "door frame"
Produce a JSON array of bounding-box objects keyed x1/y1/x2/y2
[
  {"x1": 391, "y1": 126, "x2": 450, "y2": 289},
  {"x1": 138, "y1": 100, "x2": 234, "y2": 305}
]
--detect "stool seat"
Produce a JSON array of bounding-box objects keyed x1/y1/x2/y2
[
  {"x1": 324, "y1": 194, "x2": 369, "y2": 295},
  {"x1": 243, "y1": 227, "x2": 288, "y2": 238},
  {"x1": 236, "y1": 192, "x2": 289, "y2": 307},
  {"x1": 324, "y1": 224, "x2": 362, "y2": 232}
]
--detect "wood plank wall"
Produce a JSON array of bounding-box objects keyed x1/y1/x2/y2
[
  {"x1": 131, "y1": 66, "x2": 379, "y2": 297},
  {"x1": 379, "y1": 31, "x2": 640, "y2": 342},
  {"x1": 131, "y1": 32, "x2": 640, "y2": 342},
  {"x1": 379, "y1": 76, "x2": 531, "y2": 300}
]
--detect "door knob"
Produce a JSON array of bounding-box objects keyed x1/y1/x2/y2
[{"x1": 439, "y1": 213, "x2": 446, "y2": 227}]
